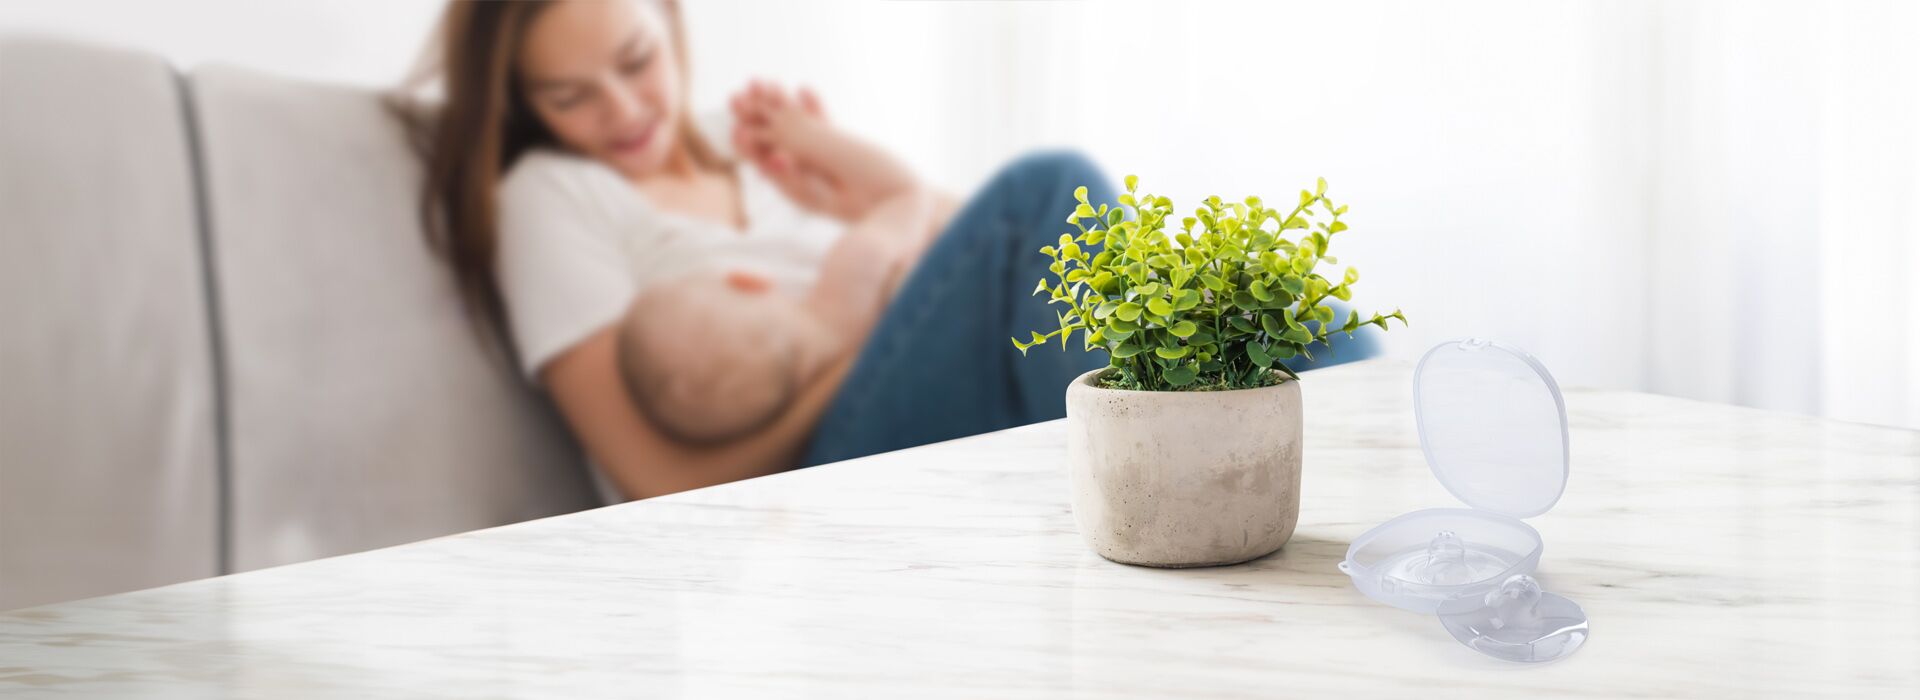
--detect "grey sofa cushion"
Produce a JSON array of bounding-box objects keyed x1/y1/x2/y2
[
  {"x1": 0, "y1": 36, "x2": 219, "y2": 610},
  {"x1": 187, "y1": 65, "x2": 596, "y2": 572}
]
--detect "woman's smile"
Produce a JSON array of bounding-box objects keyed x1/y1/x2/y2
[{"x1": 609, "y1": 121, "x2": 658, "y2": 156}]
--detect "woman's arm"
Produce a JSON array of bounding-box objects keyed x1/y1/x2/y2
[{"x1": 541, "y1": 325, "x2": 853, "y2": 500}]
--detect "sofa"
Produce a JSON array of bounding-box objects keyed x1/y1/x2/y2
[{"x1": 0, "y1": 35, "x2": 598, "y2": 611}]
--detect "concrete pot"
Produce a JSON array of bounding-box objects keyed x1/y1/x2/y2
[{"x1": 1064, "y1": 368, "x2": 1303, "y2": 567}]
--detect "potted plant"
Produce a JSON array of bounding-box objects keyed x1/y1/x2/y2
[{"x1": 1014, "y1": 175, "x2": 1405, "y2": 567}]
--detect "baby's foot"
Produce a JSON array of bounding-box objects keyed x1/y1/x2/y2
[{"x1": 729, "y1": 81, "x2": 919, "y2": 222}]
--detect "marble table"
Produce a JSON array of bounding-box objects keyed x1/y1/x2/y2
[{"x1": 3, "y1": 361, "x2": 1917, "y2": 698}]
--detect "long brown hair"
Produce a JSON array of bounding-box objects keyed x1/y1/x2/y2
[{"x1": 390, "y1": 0, "x2": 724, "y2": 352}]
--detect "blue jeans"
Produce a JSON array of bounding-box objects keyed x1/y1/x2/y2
[{"x1": 797, "y1": 151, "x2": 1379, "y2": 466}]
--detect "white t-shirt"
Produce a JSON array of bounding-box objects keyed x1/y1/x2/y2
[{"x1": 495, "y1": 148, "x2": 845, "y2": 380}]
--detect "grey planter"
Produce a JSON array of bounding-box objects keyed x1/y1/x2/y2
[{"x1": 1064, "y1": 368, "x2": 1304, "y2": 567}]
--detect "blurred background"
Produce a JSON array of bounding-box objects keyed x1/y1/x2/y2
[
  {"x1": 8, "y1": 0, "x2": 1915, "y2": 429},
  {"x1": 2, "y1": 0, "x2": 1915, "y2": 610}
]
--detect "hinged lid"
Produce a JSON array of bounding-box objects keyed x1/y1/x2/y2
[{"x1": 1412, "y1": 338, "x2": 1570, "y2": 518}]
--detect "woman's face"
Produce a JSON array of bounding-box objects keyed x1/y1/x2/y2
[{"x1": 517, "y1": 0, "x2": 683, "y2": 179}]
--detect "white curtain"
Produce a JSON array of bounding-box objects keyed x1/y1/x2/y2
[
  {"x1": 1640, "y1": 0, "x2": 1920, "y2": 430},
  {"x1": 688, "y1": 0, "x2": 1920, "y2": 430}
]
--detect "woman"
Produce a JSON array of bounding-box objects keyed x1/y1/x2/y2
[{"x1": 399, "y1": 0, "x2": 1367, "y2": 502}]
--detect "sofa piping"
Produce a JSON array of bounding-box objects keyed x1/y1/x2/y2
[{"x1": 174, "y1": 69, "x2": 234, "y2": 577}]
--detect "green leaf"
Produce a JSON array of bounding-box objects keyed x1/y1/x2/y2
[
  {"x1": 1169, "y1": 320, "x2": 1198, "y2": 337},
  {"x1": 1200, "y1": 273, "x2": 1226, "y2": 292},
  {"x1": 1074, "y1": 185, "x2": 1089, "y2": 203},
  {"x1": 1280, "y1": 275, "x2": 1306, "y2": 295},
  {"x1": 1344, "y1": 267, "x2": 1359, "y2": 285},
  {"x1": 1173, "y1": 288, "x2": 1203, "y2": 311},
  {"x1": 1147, "y1": 297, "x2": 1173, "y2": 316},
  {"x1": 1250, "y1": 280, "x2": 1275, "y2": 302},
  {"x1": 1247, "y1": 342, "x2": 1273, "y2": 368},
  {"x1": 1154, "y1": 345, "x2": 1191, "y2": 360},
  {"x1": 1260, "y1": 313, "x2": 1284, "y2": 337},
  {"x1": 1115, "y1": 302, "x2": 1143, "y2": 322},
  {"x1": 1229, "y1": 316, "x2": 1258, "y2": 333},
  {"x1": 1163, "y1": 365, "x2": 1197, "y2": 386},
  {"x1": 1111, "y1": 341, "x2": 1146, "y2": 358},
  {"x1": 1316, "y1": 177, "x2": 1328, "y2": 196},
  {"x1": 1124, "y1": 174, "x2": 1139, "y2": 192},
  {"x1": 1282, "y1": 324, "x2": 1313, "y2": 344},
  {"x1": 1073, "y1": 203, "x2": 1095, "y2": 219}
]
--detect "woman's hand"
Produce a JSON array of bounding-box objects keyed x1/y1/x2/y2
[{"x1": 728, "y1": 80, "x2": 920, "y2": 223}]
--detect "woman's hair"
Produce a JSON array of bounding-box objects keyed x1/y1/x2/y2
[{"x1": 390, "y1": 0, "x2": 725, "y2": 349}]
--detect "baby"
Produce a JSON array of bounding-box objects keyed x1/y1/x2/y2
[{"x1": 616, "y1": 190, "x2": 937, "y2": 445}]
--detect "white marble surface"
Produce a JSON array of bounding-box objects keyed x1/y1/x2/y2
[{"x1": 3, "y1": 361, "x2": 1918, "y2": 698}]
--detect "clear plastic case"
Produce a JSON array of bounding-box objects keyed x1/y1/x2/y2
[{"x1": 1337, "y1": 338, "x2": 1589, "y2": 662}]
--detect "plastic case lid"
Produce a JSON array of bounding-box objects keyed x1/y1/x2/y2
[{"x1": 1412, "y1": 338, "x2": 1569, "y2": 518}]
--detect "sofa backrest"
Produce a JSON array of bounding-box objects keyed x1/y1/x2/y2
[
  {"x1": 186, "y1": 64, "x2": 597, "y2": 572},
  {"x1": 0, "y1": 35, "x2": 599, "y2": 609},
  {"x1": 0, "y1": 36, "x2": 220, "y2": 609}
]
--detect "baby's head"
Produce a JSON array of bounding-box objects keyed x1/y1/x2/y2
[{"x1": 617, "y1": 270, "x2": 806, "y2": 445}]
